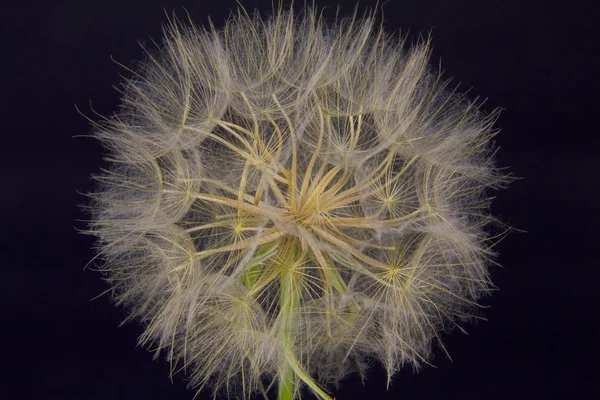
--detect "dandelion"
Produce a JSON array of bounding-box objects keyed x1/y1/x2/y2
[{"x1": 81, "y1": 3, "x2": 512, "y2": 400}]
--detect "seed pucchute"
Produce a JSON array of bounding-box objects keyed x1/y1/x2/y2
[{"x1": 82, "y1": 4, "x2": 512, "y2": 400}]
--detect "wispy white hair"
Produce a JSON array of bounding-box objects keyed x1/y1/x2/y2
[{"x1": 82, "y1": 3, "x2": 512, "y2": 400}]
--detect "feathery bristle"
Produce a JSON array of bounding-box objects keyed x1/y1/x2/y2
[{"x1": 82, "y1": 4, "x2": 512, "y2": 400}]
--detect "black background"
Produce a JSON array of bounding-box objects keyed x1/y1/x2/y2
[{"x1": 2, "y1": 0, "x2": 598, "y2": 398}]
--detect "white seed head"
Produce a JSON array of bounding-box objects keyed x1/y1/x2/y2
[{"x1": 83, "y1": 4, "x2": 512, "y2": 400}]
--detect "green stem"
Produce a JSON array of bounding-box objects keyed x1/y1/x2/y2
[
  {"x1": 278, "y1": 240, "x2": 300, "y2": 400},
  {"x1": 278, "y1": 361, "x2": 295, "y2": 400},
  {"x1": 277, "y1": 240, "x2": 335, "y2": 400},
  {"x1": 240, "y1": 241, "x2": 280, "y2": 290},
  {"x1": 242, "y1": 239, "x2": 335, "y2": 400}
]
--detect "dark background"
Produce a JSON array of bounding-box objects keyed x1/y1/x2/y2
[{"x1": 2, "y1": 0, "x2": 598, "y2": 398}]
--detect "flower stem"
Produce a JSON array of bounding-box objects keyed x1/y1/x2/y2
[
  {"x1": 278, "y1": 361, "x2": 295, "y2": 400},
  {"x1": 278, "y1": 239, "x2": 300, "y2": 400},
  {"x1": 277, "y1": 239, "x2": 335, "y2": 400}
]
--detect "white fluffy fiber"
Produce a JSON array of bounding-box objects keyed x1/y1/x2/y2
[{"x1": 83, "y1": 4, "x2": 511, "y2": 399}]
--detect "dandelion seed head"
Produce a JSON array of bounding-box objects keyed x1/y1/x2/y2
[{"x1": 83, "y1": 4, "x2": 512, "y2": 399}]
